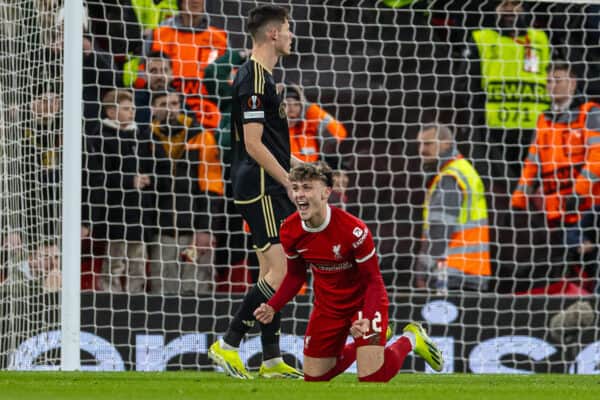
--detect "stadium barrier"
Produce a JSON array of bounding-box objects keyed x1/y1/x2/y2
[{"x1": 5, "y1": 293, "x2": 599, "y2": 374}]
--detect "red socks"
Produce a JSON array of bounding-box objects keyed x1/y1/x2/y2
[
  {"x1": 304, "y1": 341, "x2": 358, "y2": 381},
  {"x1": 358, "y1": 336, "x2": 412, "y2": 382}
]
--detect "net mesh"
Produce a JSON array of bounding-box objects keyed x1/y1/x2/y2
[{"x1": 1, "y1": 0, "x2": 600, "y2": 372}]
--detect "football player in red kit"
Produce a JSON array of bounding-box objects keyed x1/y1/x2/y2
[{"x1": 254, "y1": 162, "x2": 443, "y2": 382}]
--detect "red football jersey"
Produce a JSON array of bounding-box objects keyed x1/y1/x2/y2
[{"x1": 280, "y1": 205, "x2": 388, "y2": 317}]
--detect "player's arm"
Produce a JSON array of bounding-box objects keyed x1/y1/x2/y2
[
  {"x1": 353, "y1": 226, "x2": 387, "y2": 331},
  {"x1": 357, "y1": 252, "x2": 387, "y2": 324},
  {"x1": 254, "y1": 256, "x2": 306, "y2": 324}
]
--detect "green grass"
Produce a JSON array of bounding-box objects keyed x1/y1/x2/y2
[{"x1": 0, "y1": 372, "x2": 599, "y2": 400}]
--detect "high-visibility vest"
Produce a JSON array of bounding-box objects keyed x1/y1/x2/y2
[
  {"x1": 131, "y1": 0, "x2": 177, "y2": 30},
  {"x1": 381, "y1": 0, "x2": 417, "y2": 7},
  {"x1": 150, "y1": 24, "x2": 227, "y2": 129},
  {"x1": 512, "y1": 102, "x2": 600, "y2": 223},
  {"x1": 289, "y1": 103, "x2": 348, "y2": 163},
  {"x1": 187, "y1": 130, "x2": 225, "y2": 196},
  {"x1": 423, "y1": 157, "x2": 491, "y2": 278},
  {"x1": 473, "y1": 28, "x2": 550, "y2": 129}
]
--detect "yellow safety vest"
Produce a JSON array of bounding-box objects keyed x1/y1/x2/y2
[
  {"x1": 424, "y1": 157, "x2": 491, "y2": 277},
  {"x1": 473, "y1": 28, "x2": 550, "y2": 129}
]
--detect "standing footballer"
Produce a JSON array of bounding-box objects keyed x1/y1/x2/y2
[
  {"x1": 254, "y1": 163, "x2": 444, "y2": 381},
  {"x1": 208, "y1": 5, "x2": 302, "y2": 379}
]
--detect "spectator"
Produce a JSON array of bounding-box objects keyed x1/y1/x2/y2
[
  {"x1": 23, "y1": 86, "x2": 64, "y2": 243},
  {"x1": 203, "y1": 49, "x2": 250, "y2": 164},
  {"x1": 1, "y1": 239, "x2": 61, "y2": 293},
  {"x1": 145, "y1": 0, "x2": 228, "y2": 130},
  {"x1": 22, "y1": 243, "x2": 62, "y2": 293},
  {"x1": 455, "y1": 0, "x2": 551, "y2": 186},
  {"x1": 121, "y1": 1, "x2": 179, "y2": 87},
  {"x1": 416, "y1": 124, "x2": 491, "y2": 291},
  {"x1": 50, "y1": 7, "x2": 122, "y2": 135},
  {"x1": 92, "y1": 89, "x2": 154, "y2": 293},
  {"x1": 283, "y1": 84, "x2": 349, "y2": 205},
  {"x1": 148, "y1": 90, "x2": 216, "y2": 295},
  {"x1": 512, "y1": 61, "x2": 600, "y2": 291},
  {"x1": 133, "y1": 51, "x2": 174, "y2": 125},
  {"x1": 0, "y1": 233, "x2": 25, "y2": 284}
]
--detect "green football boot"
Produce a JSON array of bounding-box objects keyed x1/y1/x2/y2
[
  {"x1": 258, "y1": 359, "x2": 304, "y2": 379},
  {"x1": 208, "y1": 340, "x2": 253, "y2": 379},
  {"x1": 403, "y1": 322, "x2": 444, "y2": 372}
]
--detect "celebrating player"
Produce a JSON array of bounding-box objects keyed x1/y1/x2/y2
[
  {"x1": 208, "y1": 5, "x2": 302, "y2": 379},
  {"x1": 254, "y1": 162, "x2": 444, "y2": 381}
]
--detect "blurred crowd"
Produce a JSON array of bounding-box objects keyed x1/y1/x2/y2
[{"x1": 0, "y1": 0, "x2": 599, "y2": 295}]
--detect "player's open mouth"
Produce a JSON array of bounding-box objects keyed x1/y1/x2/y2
[{"x1": 297, "y1": 201, "x2": 309, "y2": 211}]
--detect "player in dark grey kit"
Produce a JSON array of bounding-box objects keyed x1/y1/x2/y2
[{"x1": 208, "y1": 5, "x2": 302, "y2": 379}]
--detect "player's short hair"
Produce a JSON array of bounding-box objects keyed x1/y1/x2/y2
[
  {"x1": 247, "y1": 5, "x2": 289, "y2": 39},
  {"x1": 102, "y1": 89, "x2": 133, "y2": 110},
  {"x1": 289, "y1": 162, "x2": 334, "y2": 187}
]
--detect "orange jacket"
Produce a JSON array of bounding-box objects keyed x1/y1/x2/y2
[
  {"x1": 187, "y1": 130, "x2": 224, "y2": 196},
  {"x1": 149, "y1": 22, "x2": 227, "y2": 129},
  {"x1": 512, "y1": 101, "x2": 600, "y2": 223},
  {"x1": 289, "y1": 103, "x2": 348, "y2": 162}
]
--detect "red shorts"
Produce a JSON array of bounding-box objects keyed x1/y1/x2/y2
[{"x1": 303, "y1": 306, "x2": 389, "y2": 358}]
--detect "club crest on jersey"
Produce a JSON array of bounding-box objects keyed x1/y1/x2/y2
[
  {"x1": 248, "y1": 95, "x2": 261, "y2": 110},
  {"x1": 279, "y1": 102, "x2": 287, "y2": 119},
  {"x1": 332, "y1": 244, "x2": 342, "y2": 260}
]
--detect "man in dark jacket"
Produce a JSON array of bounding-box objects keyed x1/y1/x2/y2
[
  {"x1": 91, "y1": 89, "x2": 154, "y2": 293},
  {"x1": 148, "y1": 90, "x2": 216, "y2": 295}
]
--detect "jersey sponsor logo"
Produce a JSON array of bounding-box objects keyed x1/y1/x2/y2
[
  {"x1": 248, "y1": 95, "x2": 261, "y2": 110},
  {"x1": 311, "y1": 262, "x2": 353, "y2": 272},
  {"x1": 332, "y1": 244, "x2": 342, "y2": 260},
  {"x1": 352, "y1": 227, "x2": 369, "y2": 249},
  {"x1": 352, "y1": 227, "x2": 363, "y2": 238}
]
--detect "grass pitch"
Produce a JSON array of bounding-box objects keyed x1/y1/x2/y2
[{"x1": 1, "y1": 372, "x2": 599, "y2": 400}]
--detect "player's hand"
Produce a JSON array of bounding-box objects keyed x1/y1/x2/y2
[
  {"x1": 254, "y1": 303, "x2": 275, "y2": 324},
  {"x1": 350, "y1": 318, "x2": 370, "y2": 339}
]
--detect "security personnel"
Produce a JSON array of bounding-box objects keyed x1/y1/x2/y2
[
  {"x1": 283, "y1": 85, "x2": 348, "y2": 164},
  {"x1": 417, "y1": 124, "x2": 491, "y2": 291},
  {"x1": 458, "y1": 0, "x2": 551, "y2": 184},
  {"x1": 144, "y1": 0, "x2": 227, "y2": 129},
  {"x1": 512, "y1": 61, "x2": 600, "y2": 253}
]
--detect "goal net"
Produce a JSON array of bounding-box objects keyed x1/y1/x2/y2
[{"x1": 1, "y1": 0, "x2": 600, "y2": 373}]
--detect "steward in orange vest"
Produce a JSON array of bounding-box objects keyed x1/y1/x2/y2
[
  {"x1": 145, "y1": 5, "x2": 227, "y2": 130},
  {"x1": 283, "y1": 85, "x2": 348, "y2": 163},
  {"x1": 512, "y1": 63, "x2": 600, "y2": 229},
  {"x1": 512, "y1": 99, "x2": 600, "y2": 224},
  {"x1": 417, "y1": 125, "x2": 491, "y2": 291}
]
